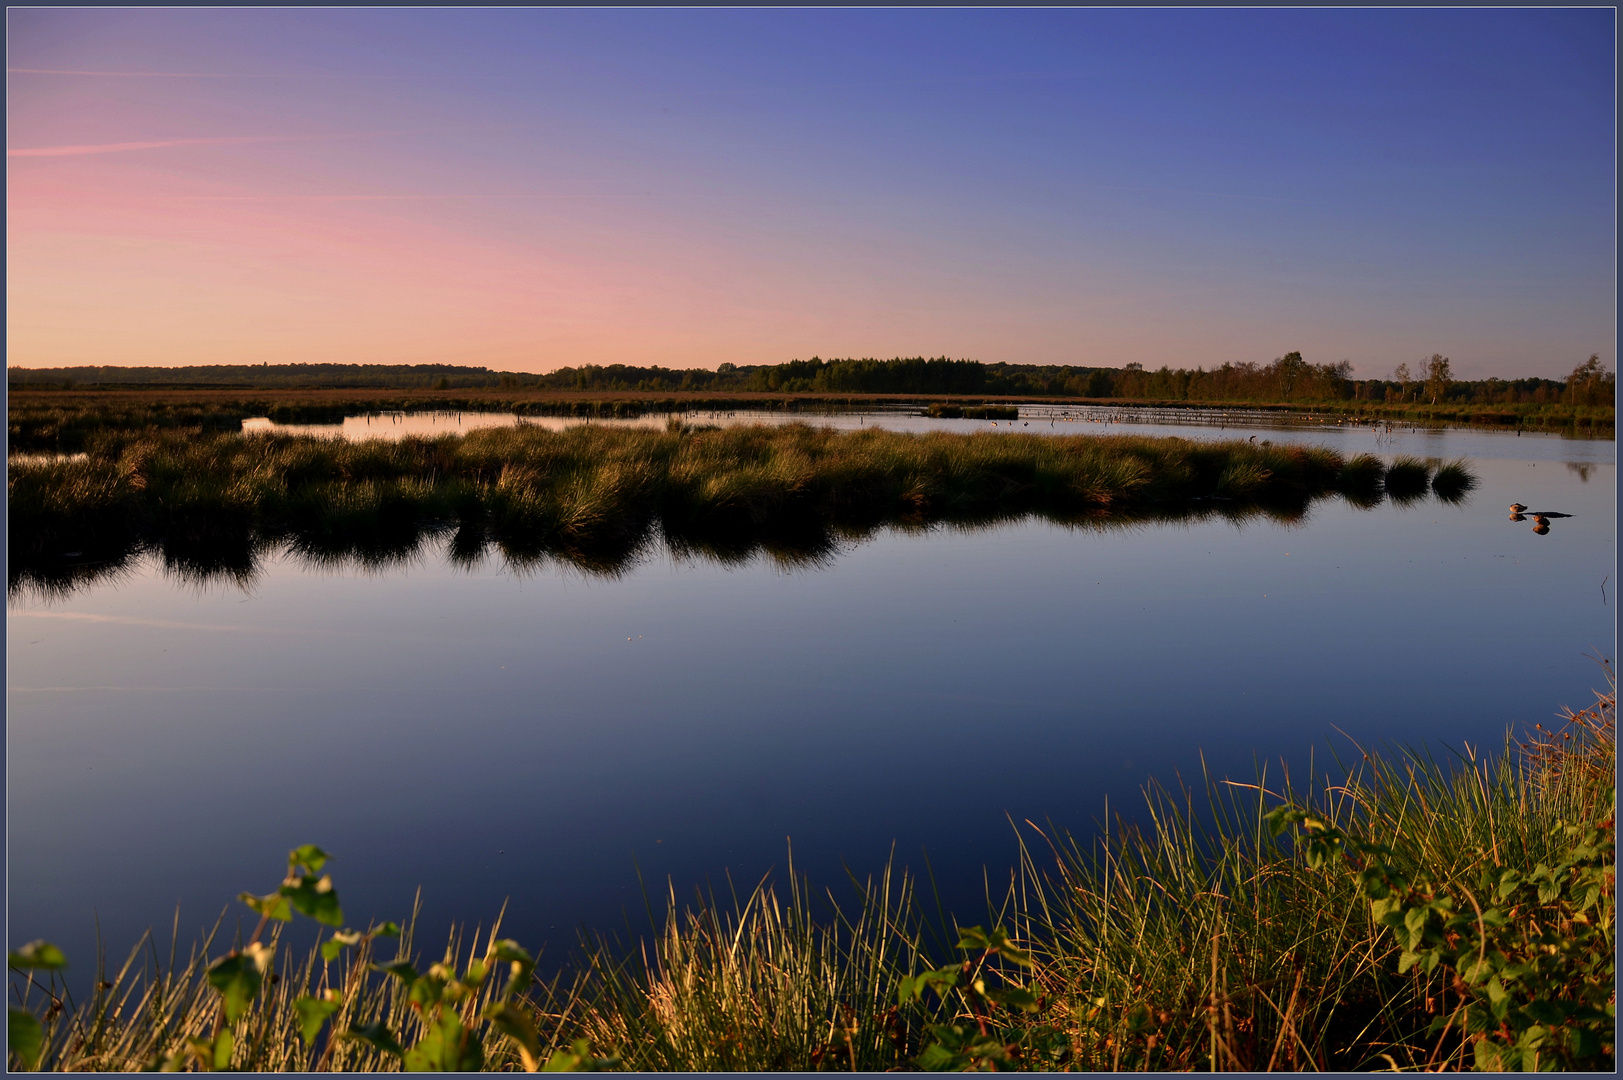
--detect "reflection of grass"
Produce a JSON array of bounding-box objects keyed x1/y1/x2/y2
[
  {"x1": 10, "y1": 425, "x2": 1477, "y2": 596},
  {"x1": 12, "y1": 678, "x2": 1612, "y2": 1071}
]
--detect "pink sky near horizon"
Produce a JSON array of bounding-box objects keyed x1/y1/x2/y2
[{"x1": 7, "y1": 10, "x2": 1614, "y2": 379}]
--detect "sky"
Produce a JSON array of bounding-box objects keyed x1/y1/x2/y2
[{"x1": 6, "y1": 8, "x2": 1615, "y2": 379}]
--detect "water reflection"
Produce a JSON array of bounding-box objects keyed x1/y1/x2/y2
[
  {"x1": 16, "y1": 492, "x2": 1389, "y2": 601},
  {"x1": 1510, "y1": 509, "x2": 1573, "y2": 535}
]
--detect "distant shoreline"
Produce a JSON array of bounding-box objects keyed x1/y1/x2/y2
[{"x1": 7, "y1": 385, "x2": 1613, "y2": 450}]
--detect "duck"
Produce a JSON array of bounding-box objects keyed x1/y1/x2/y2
[{"x1": 1509, "y1": 503, "x2": 1527, "y2": 514}]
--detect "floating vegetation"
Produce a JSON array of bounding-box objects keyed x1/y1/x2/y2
[{"x1": 8, "y1": 426, "x2": 1475, "y2": 597}]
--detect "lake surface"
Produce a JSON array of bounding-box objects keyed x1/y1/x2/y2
[{"x1": 8, "y1": 412, "x2": 1614, "y2": 985}]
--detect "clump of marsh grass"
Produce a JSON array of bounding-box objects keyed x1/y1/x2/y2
[
  {"x1": 1430, "y1": 457, "x2": 1477, "y2": 503},
  {"x1": 1335, "y1": 453, "x2": 1386, "y2": 508},
  {"x1": 1382, "y1": 455, "x2": 1432, "y2": 503}
]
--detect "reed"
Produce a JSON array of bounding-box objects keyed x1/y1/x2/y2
[{"x1": 11, "y1": 676, "x2": 1611, "y2": 1072}]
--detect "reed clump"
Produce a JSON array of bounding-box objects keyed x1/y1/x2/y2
[
  {"x1": 9, "y1": 424, "x2": 1402, "y2": 594},
  {"x1": 1431, "y1": 458, "x2": 1478, "y2": 503},
  {"x1": 12, "y1": 676, "x2": 1611, "y2": 1072},
  {"x1": 1382, "y1": 455, "x2": 1433, "y2": 502}
]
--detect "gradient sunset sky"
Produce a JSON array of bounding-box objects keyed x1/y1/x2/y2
[{"x1": 7, "y1": 8, "x2": 1614, "y2": 378}]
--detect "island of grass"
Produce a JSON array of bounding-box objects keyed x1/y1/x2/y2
[{"x1": 10, "y1": 422, "x2": 1474, "y2": 594}]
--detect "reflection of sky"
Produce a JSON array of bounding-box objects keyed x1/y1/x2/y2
[
  {"x1": 8, "y1": 8, "x2": 1614, "y2": 376},
  {"x1": 7, "y1": 425, "x2": 1614, "y2": 987}
]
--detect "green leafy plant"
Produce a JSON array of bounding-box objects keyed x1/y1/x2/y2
[
  {"x1": 347, "y1": 936, "x2": 543, "y2": 1071},
  {"x1": 1266, "y1": 804, "x2": 1615, "y2": 1071},
  {"x1": 897, "y1": 924, "x2": 1066, "y2": 1071},
  {"x1": 8, "y1": 940, "x2": 68, "y2": 1070}
]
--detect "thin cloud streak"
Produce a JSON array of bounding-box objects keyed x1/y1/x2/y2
[
  {"x1": 7, "y1": 67, "x2": 389, "y2": 79},
  {"x1": 148, "y1": 193, "x2": 657, "y2": 202},
  {"x1": 9, "y1": 132, "x2": 392, "y2": 157}
]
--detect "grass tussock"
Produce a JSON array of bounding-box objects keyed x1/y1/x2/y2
[
  {"x1": 1382, "y1": 456, "x2": 1433, "y2": 503},
  {"x1": 6, "y1": 423, "x2": 1434, "y2": 596},
  {"x1": 11, "y1": 676, "x2": 1611, "y2": 1072},
  {"x1": 1431, "y1": 458, "x2": 1478, "y2": 504}
]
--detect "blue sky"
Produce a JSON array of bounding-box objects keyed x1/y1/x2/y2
[{"x1": 8, "y1": 8, "x2": 1614, "y2": 377}]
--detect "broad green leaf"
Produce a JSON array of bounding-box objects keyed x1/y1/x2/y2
[
  {"x1": 403, "y1": 1028, "x2": 441, "y2": 1072},
  {"x1": 490, "y1": 940, "x2": 532, "y2": 965},
  {"x1": 294, "y1": 995, "x2": 341, "y2": 1047},
  {"x1": 206, "y1": 943, "x2": 273, "y2": 1023},
  {"x1": 344, "y1": 1021, "x2": 403, "y2": 1059},
  {"x1": 986, "y1": 985, "x2": 1040, "y2": 1013},
  {"x1": 280, "y1": 874, "x2": 343, "y2": 927},
  {"x1": 321, "y1": 929, "x2": 365, "y2": 962},
  {"x1": 916, "y1": 1043, "x2": 964, "y2": 1071},
  {"x1": 1473, "y1": 1041, "x2": 1506, "y2": 1071},
  {"x1": 376, "y1": 960, "x2": 419, "y2": 985},
  {"x1": 8, "y1": 1008, "x2": 44, "y2": 1070},
  {"x1": 543, "y1": 1038, "x2": 619, "y2": 1072},
  {"x1": 486, "y1": 1002, "x2": 541, "y2": 1059},
  {"x1": 239, "y1": 891, "x2": 292, "y2": 922},
  {"x1": 955, "y1": 926, "x2": 990, "y2": 951},
  {"x1": 8, "y1": 941, "x2": 67, "y2": 971},
  {"x1": 408, "y1": 977, "x2": 444, "y2": 1009},
  {"x1": 288, "y1": 845, "x2": 330, "y2": 875},
  {"x1": 212, "y1": 1028, "x2": 234, "y2": 1071},
  {"x1": 1567, "y1": 1025, "x2": 1601, "y2": 1059},
  {"x1": 444, "y1": 1012, "x2": 483, "y2": 1072},
  {"x1": 372, "y1": 922, "x2": 402, "y2": 939}
]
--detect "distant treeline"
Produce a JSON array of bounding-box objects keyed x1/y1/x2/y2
[{"x1": 9, "y1": 352, "x2": 1614, "y2": 407}]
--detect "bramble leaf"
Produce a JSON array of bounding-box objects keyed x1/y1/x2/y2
[
  {"x1": 8, "y1": 1008, "x2": 45, "y2": 1070},
  {"x1": 294, "y1": 994, "x2": 341, "y2": 1047},
  {"x1": 8, "y1": 941, "x2": 67, "y2": 971}
]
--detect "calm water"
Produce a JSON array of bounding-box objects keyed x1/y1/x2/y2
[{"x1": 8, "y1": 413, "x2": 1615, "y2": 983}]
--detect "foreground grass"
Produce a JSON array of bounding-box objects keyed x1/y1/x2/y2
[
  {"x1": 9, "y1": 678, "x2": 1612, "y2": 1072},
  {"x1": 7, "y1": 422, "x2": 1430, "y2": 596}
]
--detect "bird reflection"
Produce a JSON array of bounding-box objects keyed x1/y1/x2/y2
[{"x1": 1510, "y1": 505, "x2": 1572, "y2": 534}]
